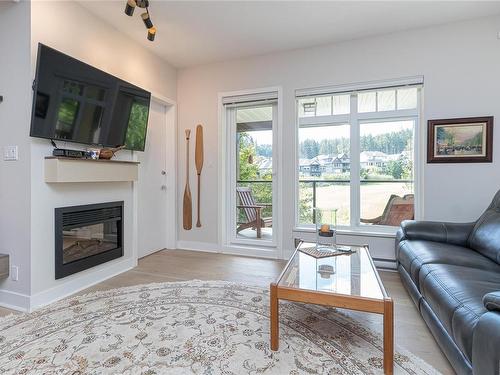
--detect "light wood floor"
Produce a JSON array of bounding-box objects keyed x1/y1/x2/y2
[{"x1": 0, "y1": 249, "x2": 454, "y2": 374}]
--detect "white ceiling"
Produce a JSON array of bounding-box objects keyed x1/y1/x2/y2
[{"x1": 78, "y1": 1, "x2": 500, "y2": 68}]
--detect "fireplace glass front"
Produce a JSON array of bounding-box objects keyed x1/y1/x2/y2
[{"x1": 62, "y1": 222, "x2": 119, "y2": 264}]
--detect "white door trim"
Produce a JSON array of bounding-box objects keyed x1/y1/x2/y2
[{"x1": 132, "y1": 93, "x2": 177, "y2": 262}]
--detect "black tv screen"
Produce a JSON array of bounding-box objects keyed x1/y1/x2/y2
[{"x1": 30, "y1": 44, "x2": 151, "y2": 151}]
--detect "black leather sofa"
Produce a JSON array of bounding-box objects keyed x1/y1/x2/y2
[{"x1": 396, "y1": 190, "x2": 500, "y2": 375}]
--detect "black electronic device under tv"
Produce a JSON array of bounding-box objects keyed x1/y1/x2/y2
[{"x1": 30, "y1": 44, "x2": 151, "y2": 151}]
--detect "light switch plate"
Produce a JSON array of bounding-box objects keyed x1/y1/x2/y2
[
  {"x1": 3, "y1": 145, "x2": 18, "y2": 161},
  {"x1": 11, "y1": 266, "x2": 18, "y2": 281}
]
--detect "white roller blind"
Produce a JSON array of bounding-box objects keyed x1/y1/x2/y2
[
  {"x1": 222, "y1": 91, "x2": 278, "y2": 108},
  {"x1": 295, "y1": 76, "x2": 423, "y2": 98}
]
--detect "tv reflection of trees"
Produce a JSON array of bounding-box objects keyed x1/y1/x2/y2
[{"x1": 125, "y1": 101, "x2": 149, "y2": 150}]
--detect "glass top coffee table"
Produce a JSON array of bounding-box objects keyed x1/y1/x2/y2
[{"x1": 270, "y1": 241, "x2": 394, "y2": 374}]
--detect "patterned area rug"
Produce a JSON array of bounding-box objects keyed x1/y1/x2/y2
[{"x1": 0, "y1": 280, "x2": 440, "y2": 374}]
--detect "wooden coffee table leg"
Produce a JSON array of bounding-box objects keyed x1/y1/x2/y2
[
  {"x1": 383, "y1": 298, "x2": 394, "y2": 375},
  {"x1": 270, "y1": 282, "x2": 279, "y2": 351}
]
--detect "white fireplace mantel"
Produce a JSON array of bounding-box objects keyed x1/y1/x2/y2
[{"x1": 44, "y1": 157, "x2": 139, "y2": 183}]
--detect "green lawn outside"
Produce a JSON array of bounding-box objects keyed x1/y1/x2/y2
[{"x1": 299, "y1": 181, "x2": 413, "y2": 226}]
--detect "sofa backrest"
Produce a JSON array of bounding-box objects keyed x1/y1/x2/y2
[{"x1": 469, "y1": 190, "x2": 500, "y2": 264}]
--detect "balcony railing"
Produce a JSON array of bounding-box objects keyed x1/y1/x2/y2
[{"x1": 237, "y1": 179, "x2": 413, "y2": 223}]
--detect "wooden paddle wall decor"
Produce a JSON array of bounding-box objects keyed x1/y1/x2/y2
[
  {"x1": 183, "y1": 129, "x2": 192, "y2": 230},
  {"x1": 195, "y1": 124, "x2": 204, "y2": 227}
]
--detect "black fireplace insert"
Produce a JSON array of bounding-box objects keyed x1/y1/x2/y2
[{"x1": 55, "y1": 201, "x2": 123, "y2": 279}]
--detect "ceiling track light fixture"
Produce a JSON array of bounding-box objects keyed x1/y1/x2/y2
[{"x1": 124, "y1": 0, "x2": 156, "y2": 42}]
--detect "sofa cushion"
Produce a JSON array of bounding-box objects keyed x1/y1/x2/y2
[
  {"x1": 468, "y1": 190, "x2": 500, "y2": 264},
  {"x1": 398, "y1": 239, "x2": 500, "y2": 289},
  {"x1": 419, "y1": 264, "x2": 500, "y2": 361}
]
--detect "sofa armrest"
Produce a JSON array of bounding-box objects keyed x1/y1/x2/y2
[
  {"x1": 472, "y1": 311, "x2": 500, "y2": 374},
  {"x1": 398, "y1": 220, "x2": 475, "y2": 246},
  {"x1": 484, "y1": 292, "x2": 500, "y2": 312}
]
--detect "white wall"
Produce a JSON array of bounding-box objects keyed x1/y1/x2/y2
[
  {"x1": 177, "y1": 15, "x2": 500, "y2": 260},
  {"x1": 31, "y1": 2, "x2": 176, "y2": 100},
  {"x1": 26, "y1": 1, "x2": 177, "y2": 309},
  {"x1": 0, "y1": 1, "x2": 32, "y2": 309}
]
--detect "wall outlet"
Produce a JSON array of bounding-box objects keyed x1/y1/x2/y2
[
  {"x1": 3, "y1": 146, "x2": 18, "y2": 161},
  {"x1": 10, "y1": 266, "x2": 18, "y2": 281}
]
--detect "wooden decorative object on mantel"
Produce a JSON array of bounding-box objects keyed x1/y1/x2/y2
[{"x1": 99, "y1": 145, "x2": 126, "y2": 160}]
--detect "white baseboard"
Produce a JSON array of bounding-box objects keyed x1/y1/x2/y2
[
  {"x1": 176, "y1": 240, "x2": 281, "y2": 260},
  {"x1": 220, "y1": 244, "x2": 280, "y2": 259},
  {"x1": 176, "y1": 240, "x2": 220, "y2": 253},
  {"x1": 0, "y1": 289, "x2": 30, "y2": 312},
  {"x1": 29, "y1": 257, "x2": 135, "y2": 311}
]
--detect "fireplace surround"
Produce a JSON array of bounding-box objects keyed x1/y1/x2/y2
[{"x1": 55, "y1": 201, "x2": 123, "y2": 279}]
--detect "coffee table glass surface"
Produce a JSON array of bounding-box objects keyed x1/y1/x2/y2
[{"x1": 277, "y1": 241, "x2": 384, "y2": 300}]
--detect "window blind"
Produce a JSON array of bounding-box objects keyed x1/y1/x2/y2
[
  {"x1": 295, "y1": 76, "x2": 423, "y2": 98},
  {"x1": 222, "y1": 91, "x2": 278, "y2": 108}
]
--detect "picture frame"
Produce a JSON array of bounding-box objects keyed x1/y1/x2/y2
[{"x1": 427, "y1": 116, "x2": 493, "y2": 163}]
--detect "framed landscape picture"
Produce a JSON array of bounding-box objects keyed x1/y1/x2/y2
[{"x1": 427, "y1": 116, "x2": 493, "y2": 163}]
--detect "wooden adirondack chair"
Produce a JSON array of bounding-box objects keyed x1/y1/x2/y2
[
  {"x1": 236, "y1": 187, "x2": 272, "y2": 239},
  {"x1": 361, "y1": 194, "x2": 414, "y2": 227}
]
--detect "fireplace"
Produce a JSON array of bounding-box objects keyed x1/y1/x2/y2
[{"x1": 55, "y1": 201, "x2": 123, "y2": 279}]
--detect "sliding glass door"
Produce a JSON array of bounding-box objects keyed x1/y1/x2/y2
[{"x1": 226, "y1": 102, "x2": 277, "y2": 247}]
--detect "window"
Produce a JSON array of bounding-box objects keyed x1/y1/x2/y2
[
  {"x1": 298, "y1": 94, "x2": 350, "y2": 117},
  {"x1": 298, "y1": 123, "x2": 351, "y2": 226},
  {"x1": 359, "y1": 120, "x2": 415, "y2": 227},
  {"x1": 296, "y1": 83, "x2": 420, "y2": 231}
]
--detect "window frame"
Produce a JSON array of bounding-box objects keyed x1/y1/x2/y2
[{"x1": 294, "y1": 83, "x2": 423, "y2": 235}]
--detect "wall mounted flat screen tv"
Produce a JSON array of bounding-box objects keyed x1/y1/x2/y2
[{"x1": 30, "y1": 44, "x2": 151, "y2": 151}]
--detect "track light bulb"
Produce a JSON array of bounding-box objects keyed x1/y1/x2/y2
[
  {"x1": 124, "y1": 0, "x2": 136, "y2": 16},
  {"x1": 136, "y1": 0, "x2": 149, "y2": 8},
  {"x1": 141, "y1": 12, "x2": 154, "y2": 29},
  {"x1": 147, "y1": 27, "x2": 156, "y2": 41}
]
